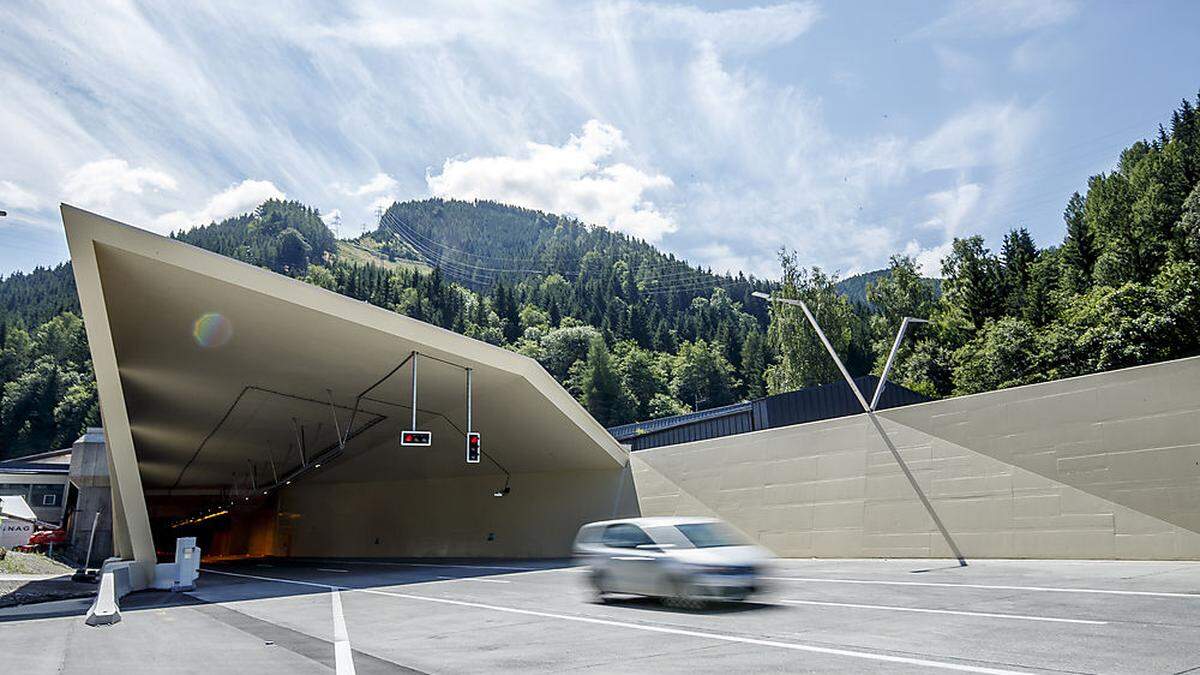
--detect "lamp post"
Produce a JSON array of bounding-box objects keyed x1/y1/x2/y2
[
  {"x1": 751, "y1": 291, "x2": 870, "y2": 412},
  {"x1": 870, "y1": 317, "x2": 929, "y2": 410},
  {"x1": 752, "y1": 291, "x2": 928, "y2": 412},
  {"x1": 753, "y1": 290, "x2": 963, "y2": 565}
]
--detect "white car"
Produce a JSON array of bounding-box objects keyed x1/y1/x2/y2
[{"x1": 573, "y1": 516, "x2": 772, "y2": 604}]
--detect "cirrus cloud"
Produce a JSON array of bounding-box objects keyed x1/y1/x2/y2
[{"x1": 0, "y1": 180, "x2": 41, "y2": 211}]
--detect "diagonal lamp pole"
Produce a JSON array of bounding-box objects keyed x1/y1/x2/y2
[
  {"x1": 870, "y1": 316, "x2": 929, "y2": 411},
  {"x1": 752, "y1": 291, "x2": 927, "y2": 411},
  {"x1": 753, "y1": 291, "x2": 965, "y2": 565},
  {"x1": 752, "y1": 291, "x2": 870, "y2": 410}
]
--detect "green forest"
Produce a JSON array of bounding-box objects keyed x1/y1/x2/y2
[{"x1": 2, "y1": 93, "x2": 1199, "y2": 460}]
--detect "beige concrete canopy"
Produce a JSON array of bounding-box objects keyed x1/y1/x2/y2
[{"x1": 63, "y1": 205, "x2": 627, "y2": 583}]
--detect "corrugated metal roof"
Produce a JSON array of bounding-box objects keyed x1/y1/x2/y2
[
  {"x1": 0, "y1": 447, "x2": 72, "y2": 465},
  {"x1": 0, "y1": 464, "x2": 71, "y2": 475},
  {"x1": 608, "y1": 400, "x2": 752, "y2": 441},
  {"x1": 608, "y1": 375, "x2": 930, "y2": 451}
]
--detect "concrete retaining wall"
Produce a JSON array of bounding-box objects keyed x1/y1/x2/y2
[{"x1": 632, "y1": 356, "x2": 1200, "y2": 560}]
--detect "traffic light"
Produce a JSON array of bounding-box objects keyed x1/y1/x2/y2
[
  {"x1": 400, "y1": 430, "x2": 432, "y2": 447},
  {"x1": 466, "y1": 432, "x2": 481, "y2": 463}
]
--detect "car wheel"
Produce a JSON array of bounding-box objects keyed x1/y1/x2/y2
[
  {"x1": 663, "y1": 578, "x2": 704, "y2": 611},
  {"x1": 591, "y1": 572, "x2": 611, "y2": 603}
]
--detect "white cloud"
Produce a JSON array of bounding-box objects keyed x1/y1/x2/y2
[
  {"x1": 345, "y1": 172, "x2": 399, "y2": 197},
  {"x1": 913, "y1": 102, "x2": 1043, "y2": 172},
  {"x1": 0, "y1": 180, "x2": 41, "y2": 211},
  {"x1": 427, "y1": 119, "x2": 676, "y2": 242},
  {"x1": 368, "y1": 194, "x2": 397, "y2": 215},
  {"x1": 915, "y1": 0, "x2": 1079, "y2": 39},
  {"x1": 156, "y1": 179, "x2": 284, "y2": 232},
  {"x1": 0, "y1": 1, "x2": 1061, "y2": 279},
  {"x1": 912, "y1": 182, "x2": 982, "y2": 276},
  {"x1": 933, "y1": 45, "x2": 985, "y2": 91},
  {"x1": 62, "y1": 159, "x2": 177, "y2": 211},
  {"x1": 1010, "y1": 34, "x2": 1076, "y2": 73},
  {"x1": 629, "y1": 2, "x2": 821, "y2": 54}
]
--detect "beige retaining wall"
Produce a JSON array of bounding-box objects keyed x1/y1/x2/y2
[{"x1": 631, "y1": 356, "x2": 1200, "y2": 560}]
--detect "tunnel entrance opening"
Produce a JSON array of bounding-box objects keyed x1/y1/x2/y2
[{"x1": 63, "y1": 206, "x2": 630, "y2": 587}]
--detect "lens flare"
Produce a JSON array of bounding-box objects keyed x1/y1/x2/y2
[{"x1": 193, "y1": 312, "x2": 233, "y2": 348}]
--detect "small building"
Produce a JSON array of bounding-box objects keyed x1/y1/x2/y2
[
  {"x1": 608, "y1": 375, "x2": 930, "y2": 451},
  {"x1": 0, "y1": 448, "x2": 71, "y2": 524},
  {"x1": 0, "y1": 429, "x2": 113, "y2": 563}
]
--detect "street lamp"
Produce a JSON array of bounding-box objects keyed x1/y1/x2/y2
[
  {"x1": 754, "y1": 291, "x2": 961, "y2": 564},
  {"x1": 752, "y1": 291, "x2": 871, "y2": 412},
  {"x1": 870, "y1": 316, "x2": 928, "y2": 410},
  {"x1": 751, "y1": 291, "x2": 927, "y2": 412}
]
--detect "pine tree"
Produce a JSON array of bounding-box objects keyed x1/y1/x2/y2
[
  {"x1": 740, "y1": 329, "x2": 768, "y2": 399},
  {"x1": 1061, "y1": 192, "x2": 1096, "y2": 291},
  {"x1": 1000, "y1": 228, "x2": 1037, "y2": 314},
  {"x1": 580, "y1": 339, "x2": 631, "y2": 426},
  {"x1": 941, "y1": 236, "x2": 1004, "y2": 332}
]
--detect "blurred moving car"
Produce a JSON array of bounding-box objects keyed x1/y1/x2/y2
[{"x1": 573, "y1": 516, "x2": 772, "y2": 603}]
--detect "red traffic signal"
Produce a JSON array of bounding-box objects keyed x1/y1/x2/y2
[
  {"x1": 466, "y1": 432, "x2": 481, "y2": 463},
  {"x1": 401, "y1": 430, "x2": 432, "y2": 447}
]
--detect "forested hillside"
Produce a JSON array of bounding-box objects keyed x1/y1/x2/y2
[
  {"x1": 304, "y1": 198, "x2": 777, "y2": 420},
  {"x1": 835, "y1": 269, "x2": 940, "y2": 307},
  {"x1": 1, "y1": 92, "x2": 1198, "y2": 460},
  {"x1": 0, "y1": 264, "x2": 78, "y2": 328},
  {"x1": 173, "y1": 200, "x2": 336, "y2": 275}
]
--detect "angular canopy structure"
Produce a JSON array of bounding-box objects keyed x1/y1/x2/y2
[{"x1": 62, "y1": 205, "x2": 632, "y2": 588}]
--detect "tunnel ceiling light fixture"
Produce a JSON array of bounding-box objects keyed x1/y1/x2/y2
[{"x1": 493, "y1": 476, "x2": 511, "y2": 498}]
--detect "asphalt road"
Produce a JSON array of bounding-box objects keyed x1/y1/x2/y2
[{"x1": 3, "y1": 557, "x2": 1199, "y2": 673}]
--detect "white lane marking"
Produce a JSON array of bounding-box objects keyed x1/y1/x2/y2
[
  {"x1": 777, "y1": 598, "x2": 1107, "y2": 625},
  {"x1": 202, "y1": 568, "x2": 1026, "y2": 674},
  {"x1": 434, "y1": 575, "x2": 511, "y2": 584},
  {"x1": 204, "y1": 568, "x2": 335, "y2": 589},
  {"x1": 201, "y1": 571, "x2": 355, "y2": 674},
  {"x1": 330, "y1": 589, "x2": 356, "y2": 675},
  {"x1": 325, "y1": 560, "x2": 542, "y2": 572},
  {"x1": 318, "y1": 568, "x2": 349, "y2": 573},
  {"x1": 763, "y1": 576, "x2": 1200, "y2": 599}
]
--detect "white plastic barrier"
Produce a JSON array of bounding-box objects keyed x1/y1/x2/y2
[{"x1": 151, "y1": 537, "x2": 201, "y2": 591}]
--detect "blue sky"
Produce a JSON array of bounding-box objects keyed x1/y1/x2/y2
[{"x1": 1, "y1": 1, "x2": 1198, "y2": 279}]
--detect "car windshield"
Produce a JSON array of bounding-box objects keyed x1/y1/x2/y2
[{"x1": 673, "y1": 522, "x2": 746, "y2": 548}]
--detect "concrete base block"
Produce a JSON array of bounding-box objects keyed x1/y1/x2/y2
[{"x1": 85, "y1": 569, "x2": 121, "y2": 626}]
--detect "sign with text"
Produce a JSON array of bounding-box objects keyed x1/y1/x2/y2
[{"x1": 0, "y1": 518, "x2": 34, "y2": 548}]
